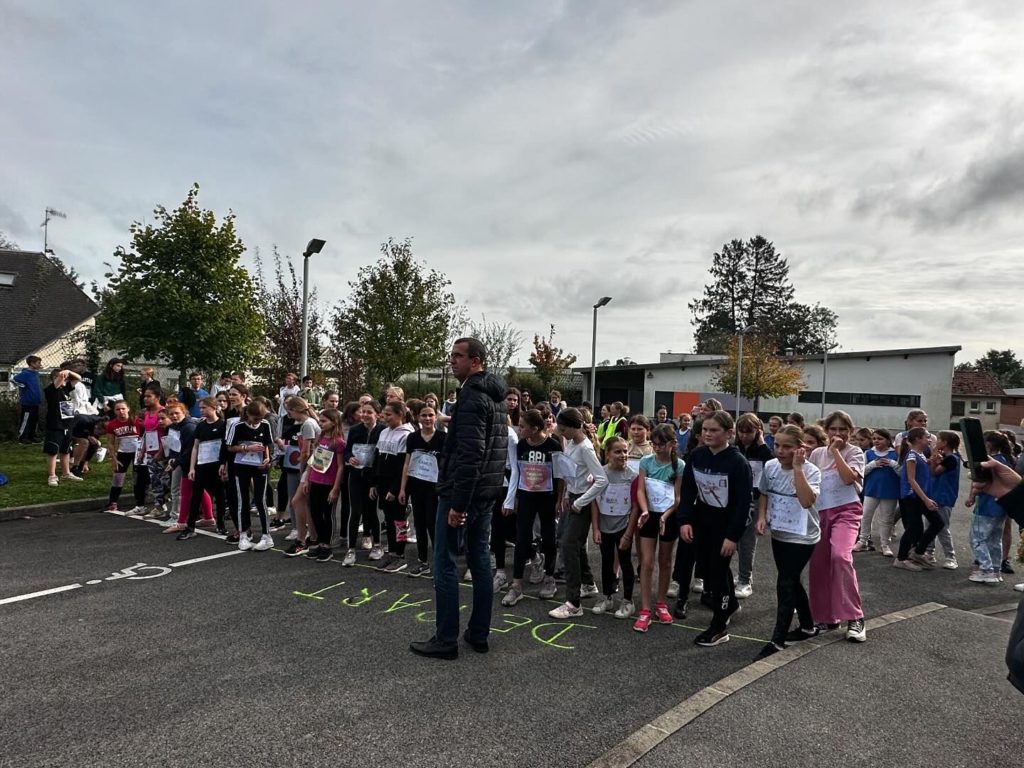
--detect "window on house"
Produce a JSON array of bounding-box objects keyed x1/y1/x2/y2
[
  {"x1": 985, "y1": 401, "x2": 996, "y2": 413},
  {"x1": 951, "y1": 401, "x2": 965, "y2": 416},
  {"x1": 0, "y1": 272, "x2": 16, "y2": 287},
  {"x1": 0, "y1": 371, "x2": 8, "y2": 383},
  {"x1": 969, "y1": 400, "x2": 980, "y2": 413}
]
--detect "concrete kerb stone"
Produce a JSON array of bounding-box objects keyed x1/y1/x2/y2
[{"x1": 0, "y1": 497, "x2": 107, "y2": 523}]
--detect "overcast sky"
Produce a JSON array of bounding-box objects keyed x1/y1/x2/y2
[{"x1": 3, "y1": 0, "x2": 1022, "y2": 369}]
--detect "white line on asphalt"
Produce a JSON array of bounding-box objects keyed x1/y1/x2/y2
[
  {"x1": 0, "y1": 583, "x2": 83, "y2": 606},
  {"x1": 168, "y1": 550, "x2": 244, "y2": 568}
]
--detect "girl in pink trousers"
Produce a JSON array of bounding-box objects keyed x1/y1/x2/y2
[{"x1": 808, "y1": 410, "x2": 867, "y2": 643}]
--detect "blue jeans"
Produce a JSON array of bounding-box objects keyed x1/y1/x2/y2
[{"x1": 433, "y1": 496, "x2": 493, "y2": 645}]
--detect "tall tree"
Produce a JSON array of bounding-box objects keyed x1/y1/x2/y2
[
  {"x1": 330, "y1": 237, "x2": 457, "y2": 387},
  {"x1": 102, "y1": 184, "x2": 265, "y2": 381},
  {"x1": 710, "y1": 335, "x2": 805, "y2": 411},
  {"x1": 958, "y1": 349, "x2": 1024, "y2": 389},
  {"x1": 466, "y1": 316, "x2": 524, "y2": 375},
  {"x1": 529, "y1": 325, "x2": 577, "y2": 392},
  {"x1": 689, "y1": 236, "x2": 837, "y2": 355},
  {"x1": 253, "y1": 246, "x2": 327, "y2": 380}
]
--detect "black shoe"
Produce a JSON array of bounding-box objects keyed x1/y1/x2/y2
[
  {"x1": 1002, "y1": 559, "x2": 1015, "y2": 575},
  {"x1": 283, "y1": 541, "x2": 308, "y2": 558},
  {"x1": 462, "y1": 628, "x2": 489, "y2": 653},
  {"x1": 70, "y1": 465, "x2": 84, "y2": 477},
  {"x1": 785, "y1": 626, "x2": 820, "y2": 642},
  {"x1": 176, "y1": 529, "x2": 197, "y2": 541},
  {"x1": 270, "y1": 519, "x2": 288, "y2": 532},
  {"x1": 756, "y1": 642, "x2": 784, "y2": 659},
  {"x1": 672, "y1": 598, "x2": 688, "y2": 620},
  {"x1": 225, "y1": 532, "x2": 240, "y2": 544},
  {"x1": 316, "y1": 547, "x2": 334, "y2": 563},
  {"x1": 410, "y1": 636, "x2": 458, "y2": 660},
  {"x1": 305, "y1": 543, "x2": 322, "y2": 559},
  {"x1": 694, "y1": 626, "x2": 730, "y2": 647},
  {"x1": 215, "y1": 527, "x2": 228, "y2": 536},
  {"x1": 815, "y1": 622, "x2": 841, "y2": 632}
]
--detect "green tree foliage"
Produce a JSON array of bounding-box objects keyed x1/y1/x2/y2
[
  {"x1": 253, "y1": 246, "x2": 327, "y2": 380},
  {"x1": 330, "y1": 237, "x2": 457, "y2": 387},
  {"x1": 102, "y1": 184, "x2": 265, "y2": 381},
  {"x1": 529, "y1": 325, "x2": 578, "y2": 392},
  {"x1": 956, "y1": 349, "x2": 1024, "y2": 389},
  {"x1": 710, "y1": 334, "x2": 805, "y2": 411},
  {"x1": 689, "y1": 236, "x2": 837, "y2": 355}
]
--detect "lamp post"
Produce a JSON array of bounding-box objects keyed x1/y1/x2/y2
[
  {"x1": 820, "y1": 342, "x2": 836, "y2": 419},
  {"x1": 735, "y1": 325, "x2": 751, "y2": 420},
  {"x1": 590, "y1": 296, "x2": 612, "y2": 403},
  {"x1": 300, "y1": 238, "x2": 326, "y2": 379}
]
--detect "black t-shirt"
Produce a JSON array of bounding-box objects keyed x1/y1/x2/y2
[
  {"x1": 228, "y1": 420, "x2": 274, "y2": 472},
  {"x1": 515, "y1": 435, "x2": 563, "y2": 500},
  {"x1": 193, "y1": 419, "x2": 227, "y2": 466},
  {"x1": 405, "y1": 429, "x2": 446, "y2": 488},
  {"x1": 44, "y1": 383, "x2": 75, "y2": 430}
]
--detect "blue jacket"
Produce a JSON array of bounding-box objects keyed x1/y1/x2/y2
[{"x1": 13, "y1": 368, "x2": 42, "y2": 406}]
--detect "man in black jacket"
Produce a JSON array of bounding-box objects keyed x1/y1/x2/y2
[
  {"x1": 974, "y1": 458, "x2": 1024, "y2": 694},
  {"x1": 411, "y1": 338, "x2": 508, "y2": 659}
]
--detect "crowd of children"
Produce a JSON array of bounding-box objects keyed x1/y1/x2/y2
[{"x1": 24, "y1": 357, "x2": 1024, "y2": 658}]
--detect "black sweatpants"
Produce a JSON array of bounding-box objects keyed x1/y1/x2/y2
[
  {"x1": 491, "y1": 497, "x2": 517, "y2": 569},
  {"x1": 514, "y1": 494, "x2": 557, "y2": 580},
  {"x1": 234, "y1": 466, "x2": 269, "y2": 535},
  {"x1": 109, "y1": 450, "x2": 135, "y2": 505},
  {"x1": 381, "y1": 493, "x2": 407, "y2": 556},
  {"x1": 348, "y1": 471, "x2": 379, "y2": 544},
  {"x1": 897, "y1": 495, "x2": 944, "y2": 560},
  {"x1": 188, "y1": 465, "x2": 227, "y2": 531},
  {"x1": 133, "y1": 462, "x2": 149, "y2": 506},
  {"x1": 408, "y1": 479, "x2": 437, "y2": 563},
  {"x1": 770, "y1": 538, "x2": 815, "y2": 644},
  {"x1": 308, "y1": 481, "x2": 334, "y2": 546},
  {"x1": 599, "y1": 528, "x2": 635, "y2": 600},
  {"x1": 693, "y1": 509, "x2": 738, "y2": 628}
]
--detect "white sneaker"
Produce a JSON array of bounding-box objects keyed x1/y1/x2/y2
[
  {"x1": 126, "y1": 506, "x2": 146, "y2": 516},
  {"x1": 880, "y1": 545, "x2": 894, "y2": 557},
  {"x1": 501, "y1": 585, "x2": 525, "y2": 607},
  {"x1": 1014, "y1": 583, "x2": 1024, "y2": 593},
  {"x1": 285, "y1": 530, "x2": 299, "y2": 541},
  {"x1": 735, "y1": 582, "x2": 753, "y2": 599},
  {"x1": 942, "y1": 557, "x2": 958, "y2": 570},
  {"x1": 667, "y1": 580, "x2": 680, "y2": 598},
  {"x1": 691, "y1": 578, "x2": 704, "y2": 594},
  {"x1": 549, "y1": 601, "x2": 583, "y2": 619},
  {"x1": 254, "y1": 534, "x2": 274, "y2": 551},
  {"x1": 238, "y1": 533, "x2": 254, "y2": 551},
  {"x1": 580, "y1": 583, "x2": 600, "y2": 598},
  {"x1": 342, "y1": 549, "x2": 357, "y2": 567},
  {"x1": 493, "y1": 570, "x2": 509, "y2": 591},
  {"x1": 47, "y1": 476, "x2": 59, "y2": 487},
  {"x1": 614, "y1": 599, "x2": 636, "y2": 619},
  {"x1": 369, "y1": 545, "x2": 384, "y2": 561},
  {"x1": 591, "y1": 598, "x2": 615, "y2": 615},
  {"x1": 61, "y1": 473, "x2": 84, "y2": 482},
  {"x1": 539, "y1": 575, "x2": 557, "y2": 599},
  {"x1": 143, "y1": 506, "x2": 165, "y2": 519}
]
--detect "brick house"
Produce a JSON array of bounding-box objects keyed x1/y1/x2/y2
[{"x1": 951, "y1": 368, "x2": 1005, "y2": 430}]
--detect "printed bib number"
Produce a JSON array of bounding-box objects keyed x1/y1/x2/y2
[
  {"x1": 598, "y1": 482, "x2": 631, "y2": 517},
  {"x1": 408, "y1": 451, "x2": 439, "y2": 483},
  {"x1": 309, "y1": 444, "x2": 334, "y2": 474},
  {"x1": 644, "y1": 477, "x2": 675, "y2": 513},
  {"x1": 767, "y1": 493, "x2": 808, "y2": 536},
  {"x1": 352, "y1": 444, "x2": 375, "y2": 469},
  {"x1": 196, "y1": 440, "x2": 220, "y2": 465},
  {"x1": 58, "y1": 400, "x2": 75, "y2": 419},
  {"x1": 518, "y1": 461, "x2": 553, "y2": 492},
  {"x1": 234, "y1": 442, "x2": 264, "y2": 466}
]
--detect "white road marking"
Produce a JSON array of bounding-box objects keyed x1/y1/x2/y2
[
  {"x1": 168, "y1": 550, "x2": 244, "y2": 568},
  {"x1": 0, "y1": 583, "x2": 83, "y2": 606}
]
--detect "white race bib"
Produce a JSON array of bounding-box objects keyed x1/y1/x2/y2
[
  {"x1": 197, "y1": 440, "x2": 221, "y2": 465},
  {"x1": 163, "y1": 431, "x2": 181, "y2": 453},
  {"x1": 767, "y1": 493, "x2": 809, "y2": 536},
  {"x1": 143, "y1": 431, "x2": 160, "y2": 452},
  {"x1": 234, "y1": 442, "x2": 264, "y2": 466},
  {"x1": 118, "y1": 436, "x2": 140, "y2": 453},
  {"x1": 551, "y1": 451, "x2": 576, "y2": 480},
  {"x1": 644, "y1": 477, "x2": 675, "y2": 513},
  {"x1": 598, "y1": 482, "x2": 631, "y2": 517},
  {"x1": 694, "y1": 469, "x2": 729, "y2": 509},
  {"x1": 352, "y1": 444, "x2": 375, "y2": 469},
  {"x1": 517, "y1": 461, "x2": 553, "y2": 492},
  {"x1": 408, "y1": 451, "x2": 439, "y2": 483},
  {"x1": 817, "y1": 470, "x2": 859, "y2": 510}
]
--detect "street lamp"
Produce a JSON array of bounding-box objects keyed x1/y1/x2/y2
[
  {"x1": 590, "y1": 296, "x2": 612, "y2": 403},
  {"x1": 300, "y1": 238, "x2": 326, "y2": 379},
  {"x1": 820, "y1": 342, "x2": 836, "y2": 419},
  {"x1": 735, "y1": 325, "x2": 751, "y2": 420}
]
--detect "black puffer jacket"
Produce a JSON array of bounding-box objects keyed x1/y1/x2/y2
[{"x1": 437, "y1": 371, "x2": 508, "y2": 512}]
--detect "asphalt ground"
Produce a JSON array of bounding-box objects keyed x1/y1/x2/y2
[{"x1": 1, "y1": 499, "x2": 1021, "y2": 768}]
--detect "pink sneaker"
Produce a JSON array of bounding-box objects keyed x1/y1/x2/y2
[
  {"x1": 654, "y1": 602, "x2": 674, "y2": 625},
  {"x1": 633, "y1": 609, "x2": 652, "y2": 633}
]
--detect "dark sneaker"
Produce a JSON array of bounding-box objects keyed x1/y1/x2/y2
[
  {"x1": 694, "y1": 626, "x2": 730, "y2": 647},
  {"x1": 305, "y1": 544, "x2": 321, "y2": 559},
  {"x1": 785, "y1": 626, "x2": 820, "y2": 642},
  {"x1": 175, "y1": 529, "x2": 197, "y2": 541},
  {"x1": 410, "y1": 636, "x2": 458, "y2": 660},
  {"x1": 316, "y1": 547, "x2": 334, "y2": 563},
  {"x1": 672, "y1": 598, "x2": 688, "y2": 620},
  {"x1": 1002, "y1": 559, "x2": 1015, "y2": 575},
  {"x1": 462, "y1": 628, "x2": 489, "y2": 653},
  {"x1": 215, "y1": 527, "x2": 228, "y2": 537},
  {"x1": 283, "y1": 541, "x2": 308, "y2": 558},
  {"x1": 225, "y1": 532, "x2": 240, "y2": 544},
  {"x1": 408, "y1": 561, "x2": 431, "y2": 578},
  {"x1": 846, "y1": 618, "x2": 867, "y2": 643},
  {"x1": 815, "y1": 622, "x2": 841, "y2": 632},
  {"x1": 383, "y1": 555, "x2": 408, "y2": 574},
  {"x1": 756, "y1": 642, "x2": 785, "y2": 659},
  {"x1": 270, "y1": 519, "x2": 288, "y2": 532}
]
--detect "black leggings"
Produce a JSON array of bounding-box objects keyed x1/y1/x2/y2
[
  {"x1": 672, "y1": 537, "x2": 699, "y2": 593},
  {"x1": 514, "y1": 495, "x2": 557, "y2": 580},
  {"x1": 347, "y1": 472, "x2": 379, "y2": 544},
  {"x1": 897, "y1": 495, "x2": 944, "y2": 560},
  {"x1": 599, "y1": 528, "x2": 635, "y2": 600},
  {"x1": 381, "y1": 492, "x2": 407, "y2": 556},
  {"x1": 188, "y1": 465, "x2": 227, "y2": 530},
  {"x1": 770, "y1": 538, "x2": 815, "y2": 644},
  {"x1": 108, "y1": 451, "x2": 135, "y2": 504},
  {"x1": 694, "y1": 510, "x2": 737, "y2": 628},
  {"x1": 234, "y1": 466, "x2": 269, "y2": 535},
  {"x1": 408, "y1": 480, "x2": 437, "y2": 563},
  {"x1": 491, "y1": 497, "x2": 517, "y2": 569},
  {"x1": 132, "y1": 463, "x2": 149, "y2": 506},
  {"x1": 308, "y1": 482, "x2": 334, "y2": 546}
]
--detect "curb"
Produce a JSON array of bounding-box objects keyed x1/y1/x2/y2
[{"x1": 0, "y1": 497, "x2": 107, "y2": 523}]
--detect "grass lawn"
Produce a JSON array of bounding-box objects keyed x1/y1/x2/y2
[{"x1": 0, "y1": 441, "x2": 111, "y2": 509}]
